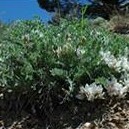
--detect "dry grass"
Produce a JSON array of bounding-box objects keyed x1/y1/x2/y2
[{"x1": 107, "y1": 14, "x2": 129, "y2": 34}]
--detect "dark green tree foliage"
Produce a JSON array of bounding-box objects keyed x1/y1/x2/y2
[
  {"x1": 86, "y1": 0, "x2": 129, "y2": 19},
  {"x1": 37, "y1": 0, "x2": 81, "y2": 17},
  {"x1": 37, "y1": 0, "x2": 129, "y2": 20},
  {"x1": 95, "y1": 0, "x2": 128, "y2": 12}
]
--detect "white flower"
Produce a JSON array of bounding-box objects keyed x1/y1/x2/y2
[
  {"x1": 77, "y1": 83, "x2": 104, "y2": 101},
  {"x1": 22, "y1": 34, "x2": 30, "y2": 41},
  {"x1": 120, "y1": 56, "x2": 129, "y2": 71},
  {"x1": 96, "y1": 31, "x2": 101, "y2": 36},
  {"x1": 100, "y1": 51, "x2": 117, "y2": 68},
  {"x1": 107, "y1": 78, "x2": 129, "y2": 98},
  {"x1": 57, "y1": 33, "x2": 61, "y2": 37},
  {"x1": 100, "y1": 50, "x2": 129, "y2": 72},
  {"x1": 7, "y1": 89, "x2": 12, "y2": 93},
  {"x1": 114, "y1": 60, "x2": 121, "y2": 72},
  {"x1": 90, "y1": 30, "x2": 101, "y2": 36},
  {"x1": 76, "y1": 47, "x2": 85, "y2": 57},
  {"x1": 0, "y1": 93, "x2": 3, "y2": 98},
  {"x1": 124, "y1": 78, "x2": 129, "y2": 87},
  {"x1": 0, "y1": 57, "x2": 3, "y2": 62},
  {"x1": 39, "y1": 33, "x2": 43, "y2": 38},
  {"x1": 31, "y1": 29, "x2": 43, "y2": 38}
]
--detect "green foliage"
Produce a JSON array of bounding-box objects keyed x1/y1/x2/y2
[{"x1": 1, "y1": 18, "x2": 129, "y2": 103}]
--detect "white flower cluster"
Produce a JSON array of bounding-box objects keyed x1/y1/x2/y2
[
  {"x1": 76, "y1": 50, "x2": 129, "y2": 101},
  {"x1": 90, "y1": 30, "x2": 101, "y2": 37},
  {"x1": 76, "y1": 47, "x2": 85, "y2": 58},
  {"x1": 21, "y1": 34, "x2": 30, "y2": 42},
  {"x1": 76, "y1": 77, "x2": 129, "y2": 101},
  {"x1": 99, "y1": 50, "x2": 129, "y2": 98},
  {"x1": 100, "y1": 50, "x2": 129, "y2": 72},
  {"x1": 106, "y1": 77, "x2": 129, "y2": 98},
  {"x1": 31, "y1": 29, "x2": 43, "y2": 38},
  {"x1": 0, "y1": 57, "x2": 4, "y2": 62},
  {"x1": 76, "y1": 83, "x2": 104, "y2": 101}
]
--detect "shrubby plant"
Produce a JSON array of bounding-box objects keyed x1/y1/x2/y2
[{"x1": 1, "y1": 18, "x2": 129, "y2": 107}]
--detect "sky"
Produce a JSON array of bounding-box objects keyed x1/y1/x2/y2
[{"x1": 0, "y1": 0, "x2": 52, "y2": 23}]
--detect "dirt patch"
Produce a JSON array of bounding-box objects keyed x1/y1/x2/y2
[{"x1": 1, "y1": 98, "x2": 129, "y2": 129}]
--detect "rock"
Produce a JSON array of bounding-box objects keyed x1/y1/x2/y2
[{"x1": 90, "y1": 17, "x2": 108, "y2": 27}]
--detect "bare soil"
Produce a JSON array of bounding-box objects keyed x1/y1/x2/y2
[{"x1": 1, "y1": 97, "x2": 129, "y2": 129}]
